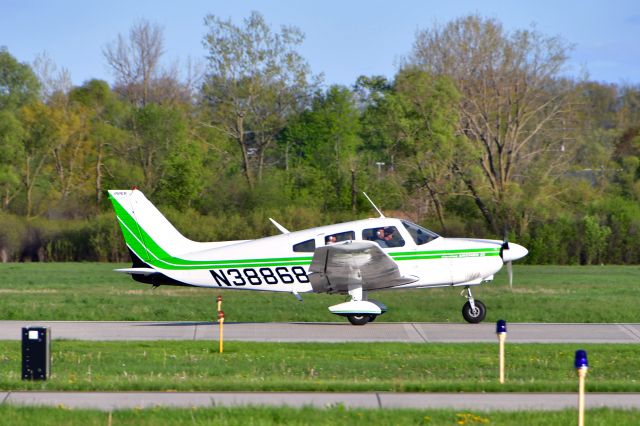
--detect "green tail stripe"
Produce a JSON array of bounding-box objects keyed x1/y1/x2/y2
[
  {"x1": 110, "y1": 196, "x2": 171, "y2": 261},
  {"x1": 109, "y1": 194, "x2": 313, "y2": 270}
]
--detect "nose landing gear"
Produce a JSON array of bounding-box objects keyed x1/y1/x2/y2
[{"x1": 461, "y1": 286, "x2": 486, "y2": 323}]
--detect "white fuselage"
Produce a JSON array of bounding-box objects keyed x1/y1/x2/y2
[{"x1": 153, "y1": 218, "x2": 507, "y2": 294}]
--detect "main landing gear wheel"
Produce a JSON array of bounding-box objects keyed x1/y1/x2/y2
[
  {"x1": 347, "y1": 314, "x2": 376, "y2": 325},
  {"x1": 462, "y1": 300, "x2": 486, "y2": 324}
]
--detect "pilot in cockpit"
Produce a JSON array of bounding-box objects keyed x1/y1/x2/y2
[
  {"x1": 383, "y1": 227, "x2": 397, "y2": 247},
  {"x1": 374, "y1": 228, "x2": 389, "y2": 248}
]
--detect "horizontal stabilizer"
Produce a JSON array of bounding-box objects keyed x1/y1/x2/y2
[{"x1": 114, "y1": 267, "x2": 157, "y2": 276}]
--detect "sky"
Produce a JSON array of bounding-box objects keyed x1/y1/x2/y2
[{"x1": 2, "y1": 0, "x2": 640, "y2": 88}]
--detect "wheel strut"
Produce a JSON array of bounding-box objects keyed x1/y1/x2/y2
[
  {"x1": 460, "y1": 286, "x2": 486, "y2": 323},
  {"x1": 461, "y1": 286, "x2": 477, "y2": 312}
]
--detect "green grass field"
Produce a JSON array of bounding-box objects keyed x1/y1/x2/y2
[
  {"x1": 0, "y1": 263, "x2": 638, "y2": 323},
  {"x1": 1, "y1": 341, "x2": 639, "y2": 392},
  {"x1": 0, "y1": 406, "x2": 638, "y2": 426},
  {"x1": 1, "y1": 263, "x2": 638, "y2": 422}
]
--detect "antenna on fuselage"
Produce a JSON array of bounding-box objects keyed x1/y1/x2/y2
[
  {"x1": 363, "y1": 192, "x2": 385, "y2": 218},
  {"x1": 269, "y1": 218, "x2": 290, "y2": 234}
]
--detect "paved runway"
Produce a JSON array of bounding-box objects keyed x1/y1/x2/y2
[
  {"x1": 2, "y1": 391, "x2": 640, "y2": 411},
  {"x1": 1, "y1": 321, "x2": 640, "y2": 343}
]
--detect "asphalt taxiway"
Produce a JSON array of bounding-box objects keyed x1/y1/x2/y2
[
  {"x1": 3, "y1": 321, "x2": 639, "y2": 411},
  {"x1": 2, "y1": 391, "x2": 640, "y2": 411},
  {"x1": 1, "y1": 321, "x2": 640, "y2": 343}
]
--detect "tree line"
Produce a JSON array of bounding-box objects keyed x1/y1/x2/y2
[{"x1": 1, "y1": 13, "x2": 639, "y2": 264}]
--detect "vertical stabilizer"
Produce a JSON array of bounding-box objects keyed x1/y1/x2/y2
[{"x1": 108, "y1": 189, "x2": 198, "y2": 262}]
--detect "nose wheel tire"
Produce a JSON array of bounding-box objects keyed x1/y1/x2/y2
[
  {"x1": 462, "y1": 300, "x2": 486, "y2": 323},
  {"x1": 347, "y1": 314, "x2": 376, "y2": 325}
]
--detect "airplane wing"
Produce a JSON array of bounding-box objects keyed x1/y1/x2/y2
[{"x1": 308, "y1": 240, "x2": 418, "y2": 294}]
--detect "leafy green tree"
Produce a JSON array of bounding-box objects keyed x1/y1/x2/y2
[
  {"x1": 155, "y1": 140, "x2": 205, "y2": 209},
  {"x1": 578, "y1": 81, "x2": 618, "y2": 130},
  {"x1": 582, "y1": 215, "x2": 611, "y2": 265},
  {"x1": 0, "y1": 110, "x2": 24, "y2": 210},
  {"x1": 357, "y1": 71, "x2": 464, "y2": 229},
  {"x1": 616, "y1": 85, "x2": 640, "y2": 130},
  {"x1": 387, "y1": 71, "x2": 461, "y2": 228},
  {"x1": 0, "y1": 48, "x2": 43, "y2": 215},
  {"x1": 356, "y1": 75, "x2": 402, "y2": 168},
  {"x1": 281, "y1": 86, "x2": 361, "y2": 210},
  {"x1": 126, "y1": 104, "x2": 189, "y2": 193},
  {"x1": 598, "y1": 195, "x2": 640, "y2": 264},
  {"x1": 69, "y1": 80, "x2": 129, "y2": 204},
  {"x1": 0, "y1": 211, "x2": 25, "y2": 262},
  {"x1": 16, "y1": 101, "x2": 58, "y2": 217},
  {"x1": 0, "y1": 47, "x2": 41, "y2": 110},
  {"x1": 407, "y1": 15, "x2": 576, "y2": 233},
  {"x1": 46, "y1": 95, "x2": 94, "y2": 205},
  {"x1": 202, "y1": 11, "x2": 318, "y2": 188}
]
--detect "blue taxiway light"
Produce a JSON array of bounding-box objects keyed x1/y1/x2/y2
[{"x1": 574, "y1": 349, "x2": 589, "y2": 369}]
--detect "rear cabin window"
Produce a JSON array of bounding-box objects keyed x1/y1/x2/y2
[
  {"x1": 293, "y1": 239, "x2": 316, "y2": 252},
  {"x1": 362, "y1": 226, "x2": 405, "y2": 248},
  {"x1": 324, "y1": 231, "x2": 355, "y2": 245}
]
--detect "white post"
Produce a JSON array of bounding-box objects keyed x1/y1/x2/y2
[
  {"x1": 575, "y1": 349, "x2": 588, "y2": 426},
  {"x1": 578, "y1": 367, "x2": 587, "y2": 426},
  {"x1": 498, "y1": 333, "x2": 506, "y2": 384},
  {"x1": 496, "y1": 320, "x2": 507, "y2": 384}
]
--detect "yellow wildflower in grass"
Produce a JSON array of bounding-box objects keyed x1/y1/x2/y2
[{"x1": 455, "y1": 412, "x2": 490, "y2": 424}]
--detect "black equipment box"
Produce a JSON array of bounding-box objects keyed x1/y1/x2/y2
[{"x1": 22, "y1": 326, "x2": 51, "y2": 380}]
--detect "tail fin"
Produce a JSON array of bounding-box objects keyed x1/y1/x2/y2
[{"x1": 108, "y1": 189, "x2": 198, "y2": 263}]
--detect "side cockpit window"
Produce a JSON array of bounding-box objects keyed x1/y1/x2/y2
[
  {"x1": 363, "y1": 226, "x2": 405, "y2": 248},
  {"x1": 401, "y1": 220, "x2": 439, "y2": 245},
  {"x1": 293, "y1": 239, "x2": 316, "y2": 252},
  {"x1": 324, "y1": 231, "x2": 355, "y2": 245}
]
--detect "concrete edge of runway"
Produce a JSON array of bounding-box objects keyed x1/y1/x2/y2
[
  {"x1": 2, "y1": 392, "x2": 640, "y2": 411},
  {"x1": 2, "y1": 321, "x2": 640, "y2": 343}
]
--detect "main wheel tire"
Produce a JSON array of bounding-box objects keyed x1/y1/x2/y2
[
  {"x1": 347, "y1": 314, "x2": 370, "y2": 326},
  {"x1": 462, "y1": 300, "x2": 486, "y2": 324}
]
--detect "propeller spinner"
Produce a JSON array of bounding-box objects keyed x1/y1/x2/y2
[{"x1": 500, "y1": 236, "x2": 528, "y2": 288}]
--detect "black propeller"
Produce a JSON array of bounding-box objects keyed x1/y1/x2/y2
[{"x1": 499, "y1": 229, "x2": 513, "y2": 289}]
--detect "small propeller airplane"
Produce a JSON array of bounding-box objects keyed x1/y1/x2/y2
[{"x1": 108, "y1": 189, "x2": 528, "y2": 325}]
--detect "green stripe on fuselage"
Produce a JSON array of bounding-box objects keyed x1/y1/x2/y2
[
  {"x1": 390, "y1": 248, "x2": 500, "y2": 261},
  {"x1": 110, "y1": 194, "x2": 500, "y2": 271}
]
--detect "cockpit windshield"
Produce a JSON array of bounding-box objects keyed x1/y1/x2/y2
[{"x1": 401, "y1": 220, "x2": 440, "y2": 245}]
